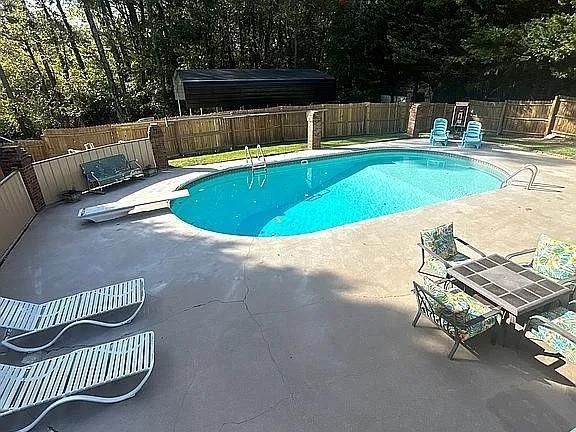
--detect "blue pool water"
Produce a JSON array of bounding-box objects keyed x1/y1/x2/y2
[{"x1": 171, "y1": 151, "x2": 503, "y2": 237}]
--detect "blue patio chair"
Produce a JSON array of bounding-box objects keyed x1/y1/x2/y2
[
  {"x1": 429, "y1": 118, "x2": 449, "y2": 146},
  {"x1": 460, "y1": 121, "x2": 483, "y2": 149}
]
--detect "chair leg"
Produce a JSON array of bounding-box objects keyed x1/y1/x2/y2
[
  {"x1": 412, "y1": 310, "x2": 422, "y2": 327},
  {"x1": 490, "y1": 326, "x2": 498, "y2": 346},
  {"x1": 448, "y1": 340, "x2": 460, "y2": 360}
]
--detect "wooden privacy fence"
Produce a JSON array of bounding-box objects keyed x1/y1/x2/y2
[
  {"x1": 33, "y1": 137, "x2": 155, "y2": 205},
  {"x1": 407, "y1": 95, "x2": 576, "y2": 138},
  {"x1": 0, "y1": 171, "x2": 35, "y2": 261},
  {"x1": 16, "y1": 96, "x2": 576, "y2": 162},
  {"x1": 23, "y1": 102, "x2": 409, "y2": 161}
]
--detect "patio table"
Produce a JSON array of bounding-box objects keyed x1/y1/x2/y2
[{"x1": 447, "y1": 254, "x2": 571, "y2": 325}]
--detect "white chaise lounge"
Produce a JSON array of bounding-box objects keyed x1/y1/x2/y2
[
  {"x1": 0, "y1": 331, "x2": 154, "y2": 432},
  {"x1": 1, "y1": 279, "x2": 145, "y2": 353}
]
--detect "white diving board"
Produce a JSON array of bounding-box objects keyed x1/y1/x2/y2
[{"x1": 78, "y1": 189, "x2": 189, "y2": 222}]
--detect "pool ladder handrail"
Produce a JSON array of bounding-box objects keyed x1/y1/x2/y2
[
  {"x1": 245, "y1": 145, "x2": 267, "y2": 171},
  {"x1": 500, "y1": 164, "x2": 538, "y2": 190}
]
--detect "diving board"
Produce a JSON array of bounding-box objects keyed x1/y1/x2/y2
[{"x1": 78, "y1": 189, "x2": 189, "y2": 222}]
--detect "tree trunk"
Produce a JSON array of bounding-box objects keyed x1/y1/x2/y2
[
  {"x1": 0, "y1": 63, "x2": 31, "y2": 135},
  {"x1": 83, "y1": 2, "x2": 125, "y2": 121},
  {"x1": 55, "y1": 0, "x2": 86, "y2": 71},
  {"x1": 38, "y1": 0, "x2": 69, "y2": 79},
  {"x1": 21, "y1": 41, "x2": 48, "y2": 94}
]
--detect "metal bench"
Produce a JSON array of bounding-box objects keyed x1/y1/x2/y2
[{"x1": 80, "y1": 155, "x2": 144, "y2": 192}]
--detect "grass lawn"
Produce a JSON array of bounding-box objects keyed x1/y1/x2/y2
[
  {"x1": 488, "y1": 136, "x2": 576, "y2": 158},
  {"x1": 169, "y1": 133, "x2": 408, "y2": 167}
]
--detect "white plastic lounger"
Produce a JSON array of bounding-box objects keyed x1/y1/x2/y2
[
  {"x1": 0, "y1": 331, "x2": 154, "y2": 432},
  {"x1": 1, "y1": 279, "x2": 145, "y2": 353}
]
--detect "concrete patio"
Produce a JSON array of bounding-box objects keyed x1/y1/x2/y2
[{"x1": 1, "y1": 138, "x2": 576, "y2": 432}]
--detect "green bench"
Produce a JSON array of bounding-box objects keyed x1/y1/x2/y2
[{"x1": 80, "y1": 154, "x2": 143, "y2": 192}]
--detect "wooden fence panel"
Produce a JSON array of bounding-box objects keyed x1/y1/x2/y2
[
  {"x1": 366, "y1": 103, "x2": 409, "y2": 133},
  {"x1": 0, "y1": 171, "x2": 35, "y2": 261},
  {"x1": 17, "y1": 140, "x2": 52, "y2": 161},
  {"x1": 175, "y1": 117, "x2": 230, "y2": 154},
  {"x1": 42, "y1": 124, "x2": 115, "y2": 155},
  {"x1": 552, "y1": 96, "x2": 576, "y2": 136},
  {"x1": 501, "y1": 100, "x2": 552, "y2": 136},
  {"x1": 322, "y1": 103, "x2": 366, "y2": 137},
  {"x1": 469, "y1": 101, "x2": 505, "y2": 133},
  {"x1": 33, "y1": 138, "x2": 155, "y2": 205},
  {"x1": 280, "y1": 111, "x2": 307, "y2": 141}
]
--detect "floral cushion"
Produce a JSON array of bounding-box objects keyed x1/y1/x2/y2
[
  {"x1": 424, "y1": 256, "x2": 449, "y2": 278},
  {"x1": 527, "y1": 306, "x2": 576, "y2": 363},
  {"x1": 421, "y1": 223, "x2": 458, "y2": 260},
  {"x1": 532, "y1": 234, "x2": 576, "y2": 281},
  {"x1": 422, "y1": 278, "x2": 498, "y2": 341}
]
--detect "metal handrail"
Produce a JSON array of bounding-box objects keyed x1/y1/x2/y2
[
  {"x1": 245, "y1": 146, "x2": 253, "y2": 167},
  {"x1": 500, "y1": 164, "x2": 538, "y2": 190},
  {"x1": 254, "y1": 144, "x2": 267, "y2": 168},
  {"x1": 244, "y1": 145, "x2": 267, "y2": 170}
]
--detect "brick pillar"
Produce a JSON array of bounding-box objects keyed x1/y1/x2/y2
[
  {"x1": 306, "y1": 110, "x2": 322, "y2": 149},
  {"x1": 148, "y1": 123, "x2": 169, "y2": 169},
  {"x1": 0, "y1": 145, "x2": 45, "y2": 211},
  {"x1": 407, "y1": 103, "x2": 422, "y2": 138}
]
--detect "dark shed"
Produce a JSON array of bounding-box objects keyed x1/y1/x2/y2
[{"x1": 173, "y1": 69, "x2": 336, "y2": 112}]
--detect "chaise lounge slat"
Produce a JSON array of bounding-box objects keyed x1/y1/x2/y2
[
  {"x1": 0, "y1": 332, "x2": 154, "y2": 432},
  {"x1": 1, "y1": 279, "x2": 145, "y2": 353}
]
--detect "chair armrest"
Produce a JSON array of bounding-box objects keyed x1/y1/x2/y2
[
  {"x1": 417, "y1": 243, "x2": 451, "y2": 267},
  {"x1": 505, "y1": 248, "x2": 536, "y2": 261},
  {"x1": 413, "y1": 281, "x2": 470, "y2": 327},
  {"x1": 454, "y1": 237, "x2": 486, "y2": 257},
  {"x1": 527, "y1": 314, "x2": 576, "y2": 344},
  {"x1": 129, "y1": 159, "x2": 142, "y2": 170},
  {"x1": 88, "y1": 171, "x2": 100, "y2": 184}
]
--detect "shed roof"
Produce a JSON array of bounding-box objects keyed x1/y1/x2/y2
[{"x1": 174, "y1": 69, "x2": 334, "y2": 85}]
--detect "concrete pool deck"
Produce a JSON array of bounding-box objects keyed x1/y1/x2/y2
[{"x1": 1, "y1": 138, "x2": 575, "y2": 431}]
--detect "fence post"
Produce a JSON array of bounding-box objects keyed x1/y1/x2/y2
[
  {"x1": 407, "y1": 103, "x2": 424, "y2": 138},
  {"x1": 279, "y1": 113, "x2": 285, "y2": 142},
  {"x1": 147, "y1": 123, "x2": 169, "y2": 169},
  {"x1": 364, "y1": 102, "x2": 371, "y2": 135},
  {"x1": 306, "y1": 110, "x2": 322, "y2": 149},
  {"x1": 0, "y1": 145, "x2": 45, "y2": 211},
  {"x1": 545, "y1": 95, "x2": 561, "y2": 136},
  {"x1": 497, "y1": 100, "x2": 509, "y2": 136}
]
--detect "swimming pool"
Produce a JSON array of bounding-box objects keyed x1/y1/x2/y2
[{"x1": 171, "y1": 150, "x2": 505, "y2": 237}]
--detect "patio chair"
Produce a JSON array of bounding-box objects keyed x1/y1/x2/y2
[
  {"x1": 460, "y1": 121, "x2": 483, "y2": 149},
  {"x1": 505, "y1": 234, "x2": 576, "y2": 290},
  {"x1": 525, "y1": 301, "x2": 576, "y2": 363},
  {"x1": 1, "y1": 278, "x2": 145, "y2": 353},
  {"x1": 412, "y1": 278, "x2": 501, "y2": 359},
  {"x1": 0, "y1": 331, "x2": 154, "y2": 432},
  {"x1": 429, "y1": 118, "x2": 450, "y2": 146},
  {"x1": 418, "y1": 222, "x2": 486, "y2": 278}
]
